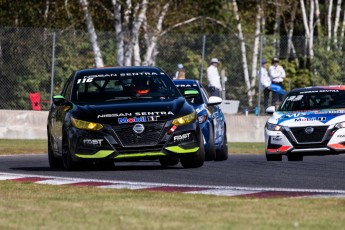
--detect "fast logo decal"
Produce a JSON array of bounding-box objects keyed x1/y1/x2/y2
[
  {"x1": 118, "y1": 116, "x2": 147, "y2": 124},
  {"x1": 174, "y1": 133, "x2": 191, "y2": 142},
  {"x1": 83, "y1": 139, "x2": 103, "y2": 147}
]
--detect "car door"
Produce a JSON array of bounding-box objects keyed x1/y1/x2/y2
[
  {"x1": 49, "y1": 75, "x2": 74, "y2": 155},
  {"x1": 200, "y1": 86, "x2": 224, "y2": 144}
]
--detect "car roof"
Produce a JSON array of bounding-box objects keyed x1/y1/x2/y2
[
  {"x1": 173, "y1": 79, "x2": 200, "y2": 85},
  {"x1": 75, "y1": 66, "x2": 163, "y2": 75},
  {"x1": 289, "y1": 85, "x2": 345, "y2": 93}
]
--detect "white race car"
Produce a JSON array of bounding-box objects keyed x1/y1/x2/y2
[{"x1": 265, "y1": 85, "x2": 345, "y2": 161}]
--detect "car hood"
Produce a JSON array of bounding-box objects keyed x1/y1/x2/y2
[
  {"x1": 72, "y1": 97, "x2": 192, "y2": 124},
  {"x1": 267, "y1": 109, "x2": 345, "y2": 127}
]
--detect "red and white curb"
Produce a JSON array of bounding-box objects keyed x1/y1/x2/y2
[{"x1": 1, "y1": 172, "x2": 345, "y2": 198}]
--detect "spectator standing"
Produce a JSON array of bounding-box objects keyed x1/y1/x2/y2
[
  {"x1": 259, "y1": 59, "x2": 271, "y2": 109},
  {"x1": 174, "y1": 63, "x2": 186, "y2": 79},
  {"x1": 269, "y1": 57, "x2": 286, "y2": 106},
  {"x1": 206, "y1": 58, "x2": 222, "y2": 97}
]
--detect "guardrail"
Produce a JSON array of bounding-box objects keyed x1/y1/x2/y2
[{"x1": 0, "y1": 110, "x2": 268, "y2": 142}]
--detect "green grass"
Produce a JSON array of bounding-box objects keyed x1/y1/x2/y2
[
  {"x1": 0, "y1": 139, "x2": 47, "y2": 155},
  {"x1": 0, "y1": 139, "x2": 264, "y2": 155},
  {"x1": 0, "y1": 140, "x2": 344, "y2": 229},
  {"x1": 0, "y1": 181, "x2": 344, "y2": 230}
]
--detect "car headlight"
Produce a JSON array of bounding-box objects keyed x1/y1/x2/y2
[
  {"x1": 172, "y1": 111, "x2": 197, "y2": 126},
  {"x1": 70, "y1": 117, "x2": 103, "y2": 131},
  {"x1": 335, "y1": 122, "x2": 345, "y2": 129},
  {"x1": 198, "y1": 114, "x2": 207, "y2": 123},
  {"x1": 266, "y1": 122, "x2": 283, "y2": 131}
]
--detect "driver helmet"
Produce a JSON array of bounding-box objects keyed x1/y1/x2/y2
[{"x1": 132, "y1": 78, "x2": 150, "y2": 95}]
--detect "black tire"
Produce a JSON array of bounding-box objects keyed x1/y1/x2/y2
[
  {"x1": 62, "y1": 137, "x2": 78, "y2": 171},
  {"x1": 159, "y1": 157, "x2": 179, "y2": 167},
  {"x1": 266, "y1": 153, "x2": 282, "y2": 161},
  {"x1": 48, "y1": 134, "x2": 63, "y2": 169},
  {"x1": 205, "y1": 124, "x2": 216, "y2": 161},
  {"x1": 215, "y1": 127, "x2": 228, "y2": 161},
  {"x1": 287, "y1": 154, "x2": 303, "y2": 161},
  {"x1": 180, "y1": 135, "x2": 205, "y2": 168}
]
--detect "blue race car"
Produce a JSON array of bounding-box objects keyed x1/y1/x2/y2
[{"x1": 173, "y1": 80, "x2": 228, "y2": 161}]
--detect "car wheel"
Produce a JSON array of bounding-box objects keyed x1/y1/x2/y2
[
  {"x1": 48, "y1": 134, "x2": 63, "y2": 169},
  {"x1": 159, "y1": 157, "x2": 179, "y2": 167},
  {"x1": 62, "y1": 137, "x2": 78, "y2": 171},
  {"x1": 266, "y1": 153, "x2": 282, "y2": 161},
  {"x1": 287, "y1": 154, "x2": 303, "y2": 161},
  {"x1": 180, "y1": 134, "x2": 205, "y2": 168},
  {"x1": 205, "y1": 124, "x2": 216, "y2": 161},
  {"x1": 215, "y1": 127, "x2": 228, "y2": 161}
]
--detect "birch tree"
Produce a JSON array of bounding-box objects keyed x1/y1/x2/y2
[
  {"x1": 79, "y1": 0, "x2": 104, "y2": 67},
  {"x1": 339, "y1": 8, "x2": 345, "y2": 46},
  {"x1": 230, "y1": 0, "x2": 252, "y2": 106},
  {"x1": 250, "y1": 2, "x2": 262, "y2": 98},
  {"x1": 333, "y1": 0, "x2": 342, "y2": 46},
  {"x1": 327, "y1": 0, "x2": 334, "y2": 51},
  {"x1": 282, "y1": 0, "x2": 298, "y2": 64}
]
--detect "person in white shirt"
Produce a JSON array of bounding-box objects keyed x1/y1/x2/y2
[
  {"x1": 206, "y1": 58, "x2": 222, "y2": 97},
  {"x1": 268, "y1": 57, "x2": 286, "y2": 105},
  {"x1": 259, "y1": 59, "x2": 271, "y2": 109}
]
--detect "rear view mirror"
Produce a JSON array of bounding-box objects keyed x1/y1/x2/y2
[
  {"x1": 52, "y1": 95, "x2": 66, "y2": 106},
  {"x1": 208, "y1": 96, "x2": 222, "y2": 106}
]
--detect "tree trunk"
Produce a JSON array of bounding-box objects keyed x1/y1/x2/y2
[
  {"x1": 123, "y1": 0, "x2": 148, "y2": 66},
  {"x1": 315, "y1": 0, "x2": 322, "y2": 36},
  {"x1": 309, "y1": 0, "x2": 315, "y2": 58},
  {"x1": 273, "y1": 0, "x2": 281, "y2": 57},
  {"x1": 79, "y1": 0, "x2": 104, "y2": 67},
  {"x1": 339, "y1": 8, "x2": 345, "y2": 47},
  {"x1": 112, "y1": 0, "x2": 124, "y2": 66},
  {"x1": 250, "y1": 2, "x2": 262, "y2": 98},
  {"x1": 333, "y1": 0, "x2": 342, "y2": 46},
  {"x1": 142, "y1": 1, "x2": 170, "y2": 66},
  {"x1": 231, "y1": 0, "x2": 252, "y2": 107},
  {"x1": 286, "y1": 0, "x2": 299, "y2": 64},
  {"x1": 327, "y1": 0, "x2": 334, "y2": 51}
]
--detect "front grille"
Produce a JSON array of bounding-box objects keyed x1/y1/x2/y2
[
  {"x1": 289, "y1": 126, "x2": 329, "y2": 143},
  {"x1": 112, "y1": 122, "x2": 166, "y2": 147}
]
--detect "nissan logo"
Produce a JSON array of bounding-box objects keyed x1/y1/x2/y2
[
  {"x1": 133, "y1": 124, "x2": 145, "y2": 134},
  {"x1": 305, "y1": 127, "x2": 314, "y2": 134}
]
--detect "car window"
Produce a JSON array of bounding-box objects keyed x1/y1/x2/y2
[
  {"x1": 279, "y1": 90, "x2": 345, "y2": 111},
  {"x1": 72, "y1": 71, "x2": 180, "y2": 104},
  {"x1": 175, "y1": 84, "x2": 203, "y2": 105},
  {"x1": 61, "y1": 74, "x2": 74, "y2": 99}
]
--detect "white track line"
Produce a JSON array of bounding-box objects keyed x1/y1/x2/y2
[{"x1": 1, "y1": 172, "x2": 345, "y2": 197}]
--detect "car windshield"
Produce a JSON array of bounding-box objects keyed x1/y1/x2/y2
[
  {"x1": 72, "y1": 70, "x2": 181, "y2": 104},
  {"x1": 174, "y1": 84, "x2": 203, "y2": 105},
  {"x1": 279, "y1": 89, "x2": 345, "y2": 111}
]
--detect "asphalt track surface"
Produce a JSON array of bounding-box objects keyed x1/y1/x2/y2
[{"x1": 1, "y1": 153, "x2": 345, "y2": 191}]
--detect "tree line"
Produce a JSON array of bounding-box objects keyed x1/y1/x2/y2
[{"x1": 1, "y1": 0, "x2": 345, "y2": 109}]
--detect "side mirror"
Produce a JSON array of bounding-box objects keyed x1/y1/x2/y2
[
  {"x1": 52, "y1": 95, "x2": 66, "y2": 106},
  {"x1": 208, "y1": 96, "x2": 222, "y2": 106},
  {"x1": 266, "y1": 106, "x2": 276, "y2": 115}
]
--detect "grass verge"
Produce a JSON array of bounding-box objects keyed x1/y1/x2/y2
[
  {"x1": 0, "y1": 139, "x2": 264, "y2": 155},
  {"x1": 0, "y1": 181, "x2": 344, "y2": 230}
]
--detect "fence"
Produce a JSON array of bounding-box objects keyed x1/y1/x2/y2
[{"x1": 1, "y1": 27, "x2": 345, "y2": 113}]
